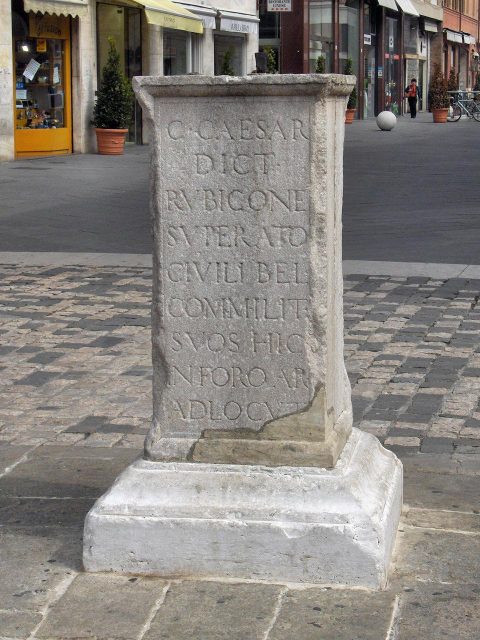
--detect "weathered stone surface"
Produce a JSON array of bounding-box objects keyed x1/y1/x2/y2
[
  {"x1": 134, "y1": 74, "x2": 355, "y2": 467},
  {"x1": 145, "y1": 582, "x2": 281, "y2": 640},
  {"x1": 36, "y1": 574, "x2": 165, "y2": 639},
  {"x1": 84, "y1": 429, "x2": 402, "y2": 587},
  {"x1": 396, "y1": 583, "x2": 480, "y2": 640},
  {"x1": 268, "y1": 588, "x2": 395, "y2": 640}
]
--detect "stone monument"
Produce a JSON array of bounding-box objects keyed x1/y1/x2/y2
[{"x1": 83, "y1": 75, "x2": 402, "y2": 588}]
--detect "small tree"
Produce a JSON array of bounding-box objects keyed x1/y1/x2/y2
[
  {"x1": 315, "y1": 55, "x2": 325, "y2": 73},
  {"x1": 221, "y1": 49, "x2": 235, "y2": 76},
  {"x1": 429, "y1": 63, "x2": 450, "y2": 109},
  {"x1": 262, "y1": 46, "x2": 277, "y2": 74},
  {"x1": 93, "y1": 38, "x2": 133, "y2": 129},
  {"x1": 447, "y1": 67, "x2": 458, "y2": 92},
  {"x1": 344, "y1": 58, "x2": 357, "y2": 110}
]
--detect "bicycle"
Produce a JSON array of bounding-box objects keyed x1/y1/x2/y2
[{"x1": 447, "y1": 91, "x2": 480, "y2": 122}]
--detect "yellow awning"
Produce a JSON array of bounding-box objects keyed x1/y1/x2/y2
[
  {"x1": 23, "y1": 0, "x2": 88, "y2": 18},
  {"x1": 138, "y1": 0, "x2": 204, "y2": 33}
]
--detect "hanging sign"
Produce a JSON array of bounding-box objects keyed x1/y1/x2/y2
[
  {"x1": 364, "y1": 34, "x2": 371, "y2": 45},
  {"x1": 267, "y1": 0, "x2": 292, "y2": 10}
]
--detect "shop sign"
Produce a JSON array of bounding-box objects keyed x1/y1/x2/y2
[
  {"x1": 364, "y1": 34, "x2": 371, "y2": 45},
  {"x1": 220, "y1": 18, "x2": 258, "y2": 35},
  {"x1": 29, "y1": 14, "x2": 70, "y2": 39},
  {"x1": 267, "y1": 0, "x2": 292, "y2": 10}
]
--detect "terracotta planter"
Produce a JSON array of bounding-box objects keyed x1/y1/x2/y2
[
  {"x1": 95, "y1": 128, "x2": 128, "y2": 155},
  {"x1": 432, "y1": 108, "x2": 448, "y2": 124},
  {"x1": 345, "y1": 108, "x2": 356, "y2": 124}
]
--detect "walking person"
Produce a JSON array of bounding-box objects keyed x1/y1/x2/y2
[{"x1": 405, "y1": 78, "x2": 419, "y2": 118}]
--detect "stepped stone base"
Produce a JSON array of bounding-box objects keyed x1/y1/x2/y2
[{"x1": 83, "y1": 429, "x2": 402, "y2": 589}]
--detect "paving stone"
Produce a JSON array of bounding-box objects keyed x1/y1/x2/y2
[
  {"x1": 13, "y1": 371, "x2": 60, "y2": 386},
  {"x1": 88, "y1": 336, "x2": 125, "y2": 348},
  {"x1": 420, "y1": 438, "x2": 456, "y2": 454},
  {"x1": 0, "y1": 525, "x2": 81, "y2": 611},
  {"x1": 145, "y1": 581, "x2": 282, "y2": 640},
  {"x1": 394, "y1": 527, "x2": 480, "y2": 584},
  {"x1": 27, "y1": 351, "x2": 65, "y2": 365},
  {"x1": 0, "y1": 496, "x2": 94, "y2": 526},
  {"x1": 36, "y1": 574, "x2": 165, "y2": 639},
  {"x1": 0, "y1": 608, "x2": 42, "y2": 638},
  {"x1": 0, "y1": 446, "x2": 140, "y2": 498},
  {"x1": 268, "y1": 588, "x2": 395, "y2": 640},
  {"x1": 403, "y1": 469, "x2": 480, "y2": 512},
  {"x1": 0, "y1": 445, "x2": 31, "y2": 474},
  {"x1": 396, "y1": 583, "x2": 480, "y2": 640},
  {"x1": 404, "y1": 508, "x2": 480, "y2": 533},
  {"x1": 64, "y1": 415, "x2": 111, "y2": 434}
]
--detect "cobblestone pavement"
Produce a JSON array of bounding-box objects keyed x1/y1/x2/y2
[
  {"x1": 1, "y1": 265, "x2": 479, "y2": 453},
  {"x1": 1, "y1": 265, "x2": 479, "y2": 639}
]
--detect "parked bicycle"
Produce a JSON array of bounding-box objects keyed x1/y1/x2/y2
[{"x1": 447, "y1": 90, "x2": 480, "y2": 122}]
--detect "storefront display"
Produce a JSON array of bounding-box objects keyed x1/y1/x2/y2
[{"x1": 14, "y1": 13, "x2": 72, "y2": 157}]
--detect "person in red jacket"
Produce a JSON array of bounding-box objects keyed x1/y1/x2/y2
[{"x1": 405, "y1": 78, "x2": 420, "y2": 119}]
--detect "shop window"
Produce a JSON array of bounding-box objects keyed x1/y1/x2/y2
[
  {"x1": 363, "y1": 2, "x2": 377, "y2": 118},
  {"x1": 339, "y1": 0, "x2": 360, "y2": 72},
  {"x1": 309, "y1": 0, "x2": 334, "y2": 72},
  {"x1": 14, "y1": 36, "x2": 67, "y2": 131},
  {"x1": 214, "y1": 35, "x2": 244, "y2": 75},
  {"x1": 164, "y1": 29, "x2": 188, "y2": 75},
  {"x1": 403, "y1": 16, "x2": 418, "y2": 55},
  {"x1": 384, "y1": 15, "x2": 400, "y2": 114},
  {"x1": 163, "y1": 30, "x2": 201, "y2": 75},
  {"x1": 259, "y1": 0, "x2": 280, "y2": 39}
]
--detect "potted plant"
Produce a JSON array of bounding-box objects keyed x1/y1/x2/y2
[
  {"x1": 344, "y1": 58, "x2": 357, "y2": 124},
  {"x1": 447, "y1": 67, "x2": 458, "y2": 92},
  {"x1": 262, "y1": 46, "x2": 278, "y2": 74},
  {"x1": 315, "y1": 55, "x2": 325, "y2": 74},
  {"x1": 429, "y1": 63, "x2": 450, "y2": 123},
  {"x1": 221, "y1": 49, "x2": 235, "y2": 76},
  {"x1": 93, "y1": 38, "x2": 133, "y2": 155}
]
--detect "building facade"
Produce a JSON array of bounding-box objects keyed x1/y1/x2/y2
[
  {"x1": 259, "y1": 0, "x2": 445, "y2": 116},
  {"x1": 443, "y1": 0, "x2": 479, "y2": 89},
  {"x1": 1, "y1": 0, "x2": 258, "y2": 160}
]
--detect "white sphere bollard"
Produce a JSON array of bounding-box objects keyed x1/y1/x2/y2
[{"x1": 376, "y1": 111, "x2": 397, "y2": 131}]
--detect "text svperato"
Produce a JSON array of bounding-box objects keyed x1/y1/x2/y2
[{"x1": 165, "y1": 118, "x2": 309, "y2": 142}]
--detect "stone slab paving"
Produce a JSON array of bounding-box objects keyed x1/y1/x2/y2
[{"x1": 0, "y1": 265, "x2": 479, "y2": 638}]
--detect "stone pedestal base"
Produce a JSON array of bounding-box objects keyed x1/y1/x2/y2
[{"x1": 83, "y1": 429, "x2": 402, "y2": 589}]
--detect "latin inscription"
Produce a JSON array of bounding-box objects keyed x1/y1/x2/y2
[{"x1": 157, "y1": 100, "x2": 312, "y2": 433}]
